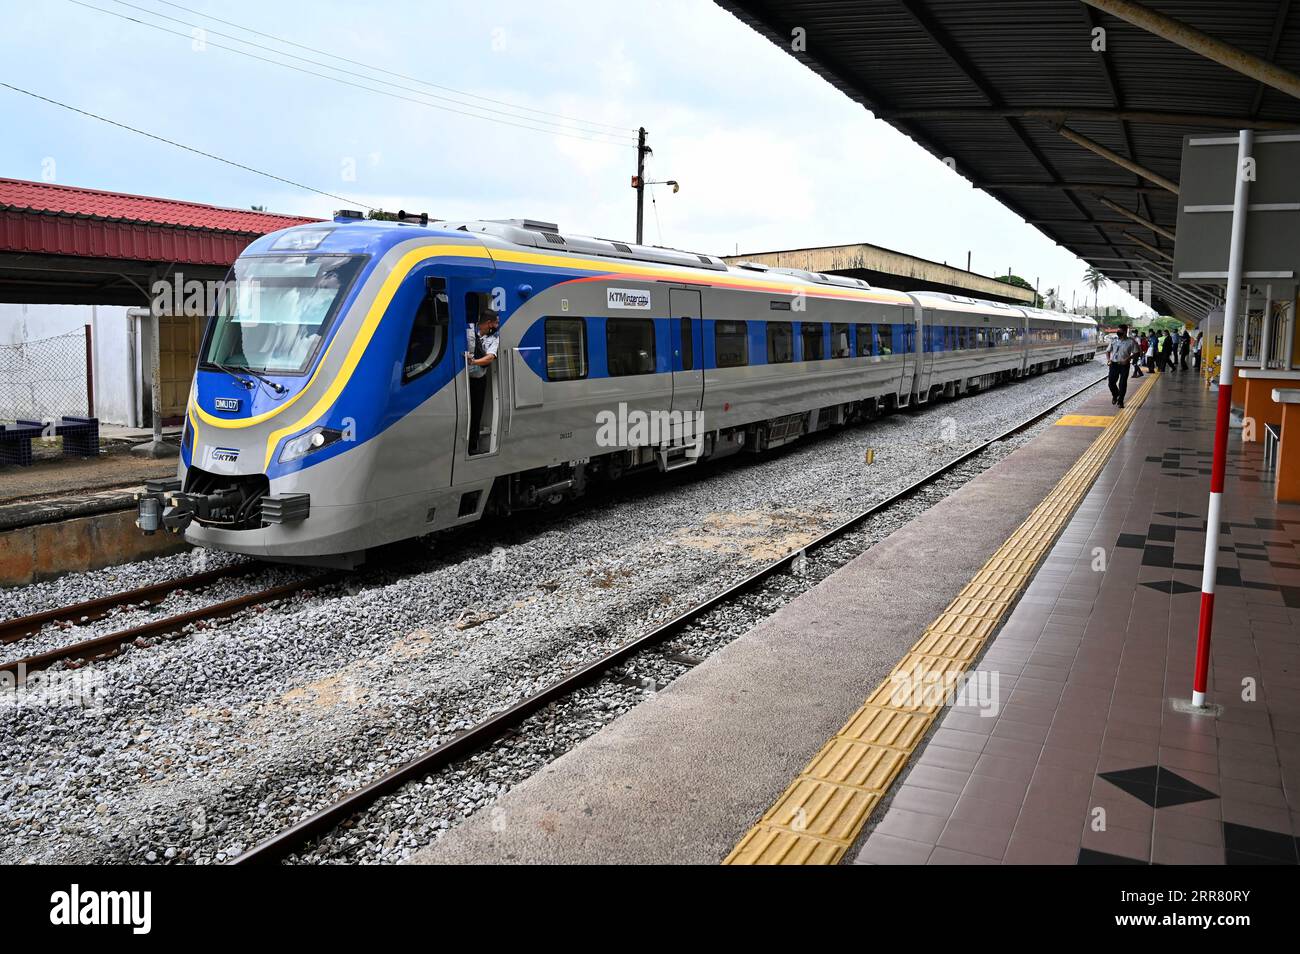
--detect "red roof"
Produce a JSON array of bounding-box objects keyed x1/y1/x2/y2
[{"x1": 0, "y1": 177, "x2": 321, "y2": 234}]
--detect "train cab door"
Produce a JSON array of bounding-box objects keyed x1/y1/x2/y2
[
  {"x1": 456, "y1": 290, "x2": 502, "y2": 463},
  {"x1": 668, "y1": 289, "x2": 704, "y2": 439},
  {"x1": 915, "y1": 307, "x2": 935, "y2": 398}
]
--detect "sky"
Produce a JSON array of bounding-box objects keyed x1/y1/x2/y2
[{"x1": 0, "y1": 0, "x2": 1152, "y2": 316}]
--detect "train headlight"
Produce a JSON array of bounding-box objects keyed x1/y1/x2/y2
[{"x1": 279, "y1": 426, "x2": 344, "y2": 463}]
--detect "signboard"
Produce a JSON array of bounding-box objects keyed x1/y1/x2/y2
[
  {"x1": 607, "y1": 287, "x2": 651, "y2": 310},
  {"x1": 1172, "y1": 131, "x2": 1300, "y2": 294}
]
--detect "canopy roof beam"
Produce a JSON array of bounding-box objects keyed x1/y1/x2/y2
[
  {"x1": 1082, "y1": 0, "x2": 1300, "y2": 101},
  {"x1": 1054, "y1": 125, "x2": 1181, "y2": 193}
]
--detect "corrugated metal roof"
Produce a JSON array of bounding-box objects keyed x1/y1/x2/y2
[
  {"x1": 713, "y1": 0, "x2": 1300, "y2": 320},
  {"x1": 0, "y1": 177, "x2": 320, "y2": 234}
]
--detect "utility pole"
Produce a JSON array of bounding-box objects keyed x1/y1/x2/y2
[{"x1": 634, "y1": 126, "x2": 648, "y2": 245}]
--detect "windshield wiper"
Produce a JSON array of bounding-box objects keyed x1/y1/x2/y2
[
  {"x1": 210, "y1": 360, "x2": 255, "y2": 390},
  {"x1": 228, "y1": 363, "x2": 288, "y2": 394}
]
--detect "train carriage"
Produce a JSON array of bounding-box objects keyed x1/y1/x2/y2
[{"x1": 137, "y1": 215, "x2": 1101, "y2": 567}]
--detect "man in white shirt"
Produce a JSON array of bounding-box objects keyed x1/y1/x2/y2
[
  {"x1": 465, "y1": 308, "x2": 500, "y2": 455},
  {"x1": 1105, "y1": 325, "x2": 1140, "y2": 408}
]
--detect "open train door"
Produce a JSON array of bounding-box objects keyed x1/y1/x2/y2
[{"x1": 668, "y1": 289, "x2": 704, "y2": 441}]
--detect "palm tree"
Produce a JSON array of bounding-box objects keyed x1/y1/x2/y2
[{"x1": 1083, "y1": 266, "x2": 1106, "y2": 317}]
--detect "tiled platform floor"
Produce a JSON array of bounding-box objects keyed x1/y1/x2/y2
[{"x1": 855, "y1": 369, "x2": 1300, "y2": 865}]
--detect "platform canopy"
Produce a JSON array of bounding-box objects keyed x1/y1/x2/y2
[
  {"x1": 714, "y1": 0, "x2": 1300, "y2": 324},
  {"x1": 0, "y1": 177, "x2": 320, "y2": 306}
]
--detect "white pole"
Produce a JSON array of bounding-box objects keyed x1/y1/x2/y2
[
  {"x1": 1260, "y1": 284, "x2": 1273, "y2": 368},
  {"x1": 1243, "y1": 287, "x2": 1252, "y2": 362},
  {"x1": 1192, "y1": 129, "x2": 1253, "y2": 709}
]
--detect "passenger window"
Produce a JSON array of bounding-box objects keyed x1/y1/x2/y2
[
  {"x1": 680, "y1": 317, "x2": 693, "y2": 371},
  {"x1": 607, "y1": 317, "x2": 655, "y2": 376},
  {"x1": 545, "y1": 317, "x2": 587, "y2": 381},
  {"x1": 800, "y1": 322, "x2": 824, "y2": 361},
  {"x1": 831, "y1": 323, "x2": 850, "y2": 358},
  {"x1": 715, "y1": 321, "x2": 749, "y2": 367},
  {"x1": 767, "y1": 322, "x2": 793, "y2": 363},
  {"x1": 402, "y1": 278, "x2": 449, "y2": 384},
  {"x1": 876, "y1": 325, "x2": 892, "y2": 355},
  {"x1": 855, "y1": 323, "x2": 872, "y2": 356}
]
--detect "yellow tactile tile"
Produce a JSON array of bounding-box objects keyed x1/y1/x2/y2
[
  {"x1": 805, "y1": 737, "x2": 909, "y2": 790},
  {"x1": 725, "y1": 825, "x2": 845, "y2": 865},
  {"x1": 837, "y1": 705, "x2": 929, "y2": 749},
  {"x1": 911, "y1": 630, "x2": 983, "y2": 661},
  {"x1": 724, "y1": 374, "x2": 1156, "y2": 865},
  {"x1": 1054, "y1": 413, "x2": 1115, "y2": 427},
  {"x1": 758, "y1": 777, "x2": 879, "y2": 843}
]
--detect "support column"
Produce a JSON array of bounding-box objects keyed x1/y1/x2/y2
[
  {"x1": 132, "y1": 278, "x2": 177, "y2": 459},
  {"x1": 1191, "y1": 129, "x2": 1253, "y2": 711}
]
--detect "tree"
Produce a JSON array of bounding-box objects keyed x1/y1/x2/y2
[
  {"x1": 1083, "y1": 266, "x2": 1107, "y2": 316},
  {"x1": 995, "y1": 273, "x2": 1042, "y2": 307}
]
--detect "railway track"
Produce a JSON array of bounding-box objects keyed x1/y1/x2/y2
[
  {"x1": 231, "y1": 370, "x2": 1107, "y2": 864},
  {"x1": 0, "y1": 563, "x2": 258, "y2": 645},
  {"x1": 0, "y1": 571, "x2": 334, "y2": 679}
]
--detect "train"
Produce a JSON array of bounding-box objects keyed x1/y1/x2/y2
[{"x1": 135, "y1": 214, "x2": 1101, "y2": 567}]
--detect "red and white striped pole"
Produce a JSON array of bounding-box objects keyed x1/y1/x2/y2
[{"x1": 1192, "y1": 128, "x2": 1253, "y2": 709}]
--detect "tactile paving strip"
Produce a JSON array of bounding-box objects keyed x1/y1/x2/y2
[
  {"x1": 723, "y1": 375, "x2": 1156, "y2": 865},
  {"x1": 1054, "y1": 414, "x2": 1116, "y2": 427}
]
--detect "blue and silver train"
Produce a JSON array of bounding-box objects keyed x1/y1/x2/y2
[{"x1": 136, "y1": 214, "x2": 1100, "y2": 567}]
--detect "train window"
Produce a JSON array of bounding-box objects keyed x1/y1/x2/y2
[
  {"x1": 680, "y1": 317, "x2": 694, "y2": 371},
  {"x1": 402, "y1": 278, "x2": 450, "y2": 384},
  {"x1": 606, "y1": 317, "x2": 656, "y2": 376},
  {"x1": 545, "y1": 317, "x2": 587, "y2": 381},
  {"x1": 715, "y1": 321, "x2": 749, "y2": 367},
  {"x1": 800, "y1": 322, "x2": 824, "y2": 361},
  {"x1": 875, "y1": 325, "x2": 892, "y2": 355},
  {"x1": 831, "y1": 323, "x2": 851, "y2": 358},
  {"x1": 767, "y1": 322, "x2": 793, "y2": 363},
  {"x1": 855, "y1": 323, "x2": 872, "y2": 356}
]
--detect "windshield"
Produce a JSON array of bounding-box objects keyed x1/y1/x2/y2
[{"x1": 202, "y1": 254, "x2": 366, "y2": 374}]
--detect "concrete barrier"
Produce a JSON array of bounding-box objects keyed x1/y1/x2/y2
[{"x1": 0, "y1": 507, "x2": 189, "y2": 586}]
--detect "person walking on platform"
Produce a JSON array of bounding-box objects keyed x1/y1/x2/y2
[
  {"x1": 1106, "y1": 325, "x2": 1139, "y2": 408},
  {"x1": 1132, "y1": 332, "x2": 1147, "y2": 378},
  {"x1": 1179, "y1": 330, "x2": 1191, "y2": 371},
  {"x1": 1146, "y1": 330, "x2": 1159, "y2": 372},
  {"x1": 1157, "y1": 330, "x2": 1171, "y2": 371},
  {"x1": 1193, "y1": 331, "x2": 1203, "y2": 371}
]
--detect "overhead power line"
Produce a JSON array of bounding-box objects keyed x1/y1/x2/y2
[
  {"x1": 104, "y1": 0, "x2": 635, "y2": 140},
  {"x1": 0, "y1": 81, "x2": 377, "y2": 210},
  {"x1": 66, "y1": 0, "x2": 637, "y2": 148},
  {"x1": 143, "y1": 0, "x2": 637, "y2": 135}
]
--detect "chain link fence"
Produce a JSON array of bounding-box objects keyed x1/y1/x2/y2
[{"x1": 0, "y1": 330, "x2": 89, "y2": 422}]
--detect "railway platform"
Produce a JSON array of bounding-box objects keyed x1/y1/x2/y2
[
  {"x1": 0, "y1": 431, "x2": 184, "y2": 584},
  {"x1": 413, "y1": 367, "x2": 1300, "y2": 866}
]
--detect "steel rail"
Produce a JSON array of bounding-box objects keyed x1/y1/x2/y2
[
  {"x1": 0, "y1": 563, "x2": 257, "y2": 645},
  {"x1": 232, "y1": 370, "x2": 1108, "y2": 865},
  {"x1": 1, "y1": 574, "x2": 335, "y2": 678}
]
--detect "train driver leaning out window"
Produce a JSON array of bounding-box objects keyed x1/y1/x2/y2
[{"x1": 464, "y1": 295, "x2": 500, "y2": 455}]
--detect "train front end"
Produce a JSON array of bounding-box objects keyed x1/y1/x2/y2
[{"x1": 135, "y1": 218, "x2": 455, "y2": 568}]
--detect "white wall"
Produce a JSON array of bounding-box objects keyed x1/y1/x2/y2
[{"x1": 0, "y1": 303, "x2": 136, "y2": 425}]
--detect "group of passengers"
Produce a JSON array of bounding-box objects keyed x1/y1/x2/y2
[
  {"x1": 1105, "y1": 324, "x2": 1203, "y2": 408},
  {"x1": 1131, "y1": 327, "x2": 1199, "y2": 376}
]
